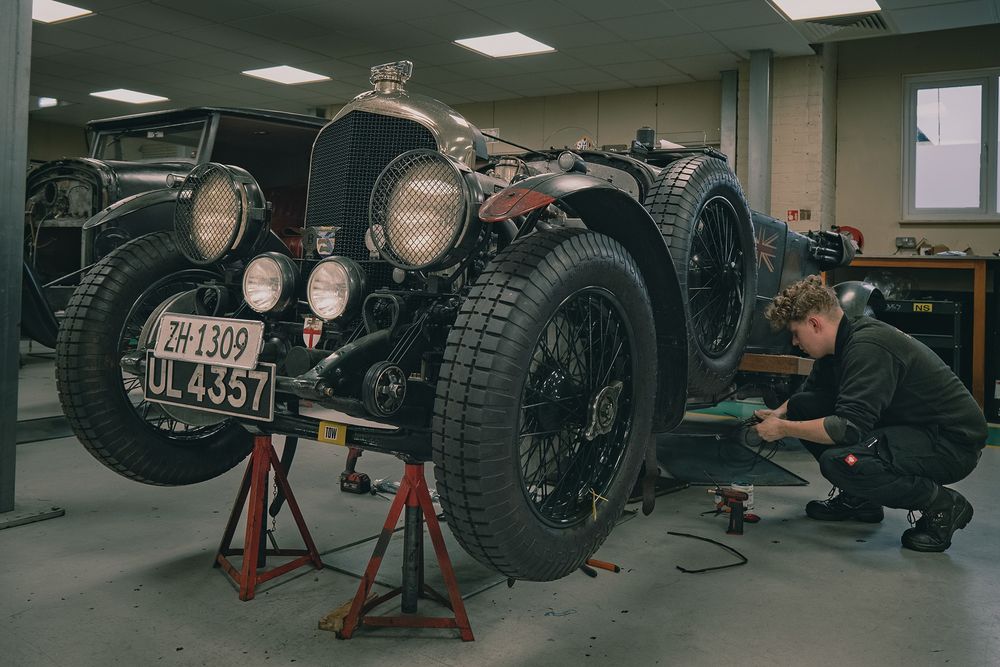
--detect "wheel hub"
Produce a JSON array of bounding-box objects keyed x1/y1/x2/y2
[
  {"x1": 536, "y1": 369, "x2": 577, "y2": 432},
  {"x1": 583, "y1": 380, "x2": 623, "y2": 441}
]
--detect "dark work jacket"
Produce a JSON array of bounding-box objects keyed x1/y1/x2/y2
[{"x1": 799, "y1": 316, "x2": 987, "y2": 450}]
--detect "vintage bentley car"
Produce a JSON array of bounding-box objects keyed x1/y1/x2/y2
[
  {"x1": 55, "y1": 62, "x2": 863, "y2": 582},
  {"x1": 21, "y1": 106, "x2": 326, "y2": 346}
]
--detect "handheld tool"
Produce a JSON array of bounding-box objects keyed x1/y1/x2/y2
[
  {"x1": 707, "y1": 487, "x2": 750, "y2": 535},
  {"x1": 340, "y1": 447, "x2": 372, "y2": 494}
]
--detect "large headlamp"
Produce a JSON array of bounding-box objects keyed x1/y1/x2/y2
[
  {"x1": 306, "y1": 256, "x2": 367, "y2": 321},
  {"x1": 174, "y1": 162, "x2": 269, "y2": 265},
  {"x1": 242, "y1": 253, "x2": 298, "y2": 313},
  {"x1": 369, "y1": 149, "x2": 480, "y2": 271}
]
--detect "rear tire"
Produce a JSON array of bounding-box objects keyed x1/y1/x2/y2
[
  {"x1": 56, "y1": 232, "x2": 252, "y2": 485},
  {"x1": 433, "y1": 228, "x2": 657, "y2": 581},
  {"x1": 645, "y1": 155, "x2": 756, "y2": 396}
]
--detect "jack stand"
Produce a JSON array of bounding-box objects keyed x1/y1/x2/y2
[
  {"x1": 338, "y1": 461, "x2": 474, "y2": 641},
  {"x1": 215, "y1": 434, "x2": 324, "y2": 601}
]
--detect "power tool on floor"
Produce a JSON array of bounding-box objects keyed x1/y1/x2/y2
[{"x1": 340, "y1": 447, "x2": 372, "y2": 494}]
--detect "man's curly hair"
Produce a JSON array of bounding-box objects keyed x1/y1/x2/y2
[{"x1": 764, "y1": 275, "x2": 840, "y2": 330}]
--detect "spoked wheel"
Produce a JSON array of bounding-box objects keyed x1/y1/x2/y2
[
  {"x1": 118, "y1": 269, "x2": 227, "y2": 438},
  {"x1": 645, "y1": 155, "x2": 756, "y2": 396},
  {"x1": 520, "y1": 289, "x2": 634, "y2": 527},
  {"x1": 57, "y1": 232, "x2": 252, "y2": 485},
  {"x1": 688, "y1": 196, "x2": 748, "y2": 359},
  {"x1": 434, "y1": 228, "x2": 657, "y2": 581}
]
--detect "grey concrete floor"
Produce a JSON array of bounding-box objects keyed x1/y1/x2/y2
[{"x1": 4, "y1": 353, "x2": 999, "y2": 666}]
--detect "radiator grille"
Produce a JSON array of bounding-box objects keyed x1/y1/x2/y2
[{"x1": 305, "y1": 111, "x2": 436, "y2": 286}]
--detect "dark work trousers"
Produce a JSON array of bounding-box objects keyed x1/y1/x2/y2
[{"x1": 785, "y1": 391, "x2": 981, "y2": 510}]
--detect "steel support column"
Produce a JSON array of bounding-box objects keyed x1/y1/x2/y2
[
  {"x1": 748, "y1": 49, "x2": 773, "y2": 214},
  {"x1": 720, "y1": 69, "x2": 738, "y2": 168},
  {"x1": 0, "y1": 0, "x2": 32, "y2": 515}
]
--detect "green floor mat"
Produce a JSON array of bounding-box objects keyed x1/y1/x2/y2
[{"x1": 656, "y1": 415, "x2": 808, "y2": 486}]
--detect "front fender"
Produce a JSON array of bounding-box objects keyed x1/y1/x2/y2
[
  {"x1": 482, "y1": 173, "x2": 688, "y2": 432},
  {"x1": 82, "y1": 188, "x2": 178, "y2": 262}
]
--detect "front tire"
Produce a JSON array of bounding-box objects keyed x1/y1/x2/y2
[
  {"x1": 56, "y1": 232, "x2": 252, "y2": 485},
  {"x1": 433, "y1": 228, "x2": 657, "y2": 581}
]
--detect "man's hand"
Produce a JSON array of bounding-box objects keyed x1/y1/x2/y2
[
  {"x1": 754, "y1": 415, "x2": 787, "y2": 442},
  {"x1": 754, "y1": 407, "x2": 786, "y2": 421}
]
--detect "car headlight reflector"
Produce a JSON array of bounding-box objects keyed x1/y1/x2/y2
[
  {"x1": 307, "y1": 256, "x2": 366, "y2": 321},
  {"x1": 369, "y1": 149, "x2": 478, "y2": 271},
  {"x1": 174, "y1": 162, "x2": 268, "y2": 265},
  {"x1": 242, "y1": 253, "x2": 298, "y2": 313}
]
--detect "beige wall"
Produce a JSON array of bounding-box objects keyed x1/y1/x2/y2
[
  {"x1": 837, "y1": 24, "x2": 1000, "y2": 256},
  {"x1": 27, "y1": 118, "x2": 88, "y2": 162},
  {"x1": 454, "y1": 81, "x2": 720, "y2": 154}
]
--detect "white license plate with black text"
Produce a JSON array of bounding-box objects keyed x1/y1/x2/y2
[
  {"x1": 153, "y1": 314, "x2": 264, "y2": 369},
  {"x1": 143, "y1": 352, "x2": 276, "y2": 421}
]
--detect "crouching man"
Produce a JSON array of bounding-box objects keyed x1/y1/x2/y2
[{"x1": 753, "y1": 276, "x2": 986, "y2": 552}]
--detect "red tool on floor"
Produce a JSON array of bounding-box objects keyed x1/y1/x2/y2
[
  {"x1": 337, "y1": 460, "x2": 474, "y2": 641},
  {"x1": 214, "y1": 434, "x2": 324, "y2": 601},
  {"x1": 340, "y1": 446, "x2": 372, "y2": 494}
]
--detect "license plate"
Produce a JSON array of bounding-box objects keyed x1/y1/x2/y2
[
  {"x1": 143, "y1": 352, "x2": 275, "y2": 421},
  {"x1": 153, "y1": 314, "x2": 264, "y2": 370}
]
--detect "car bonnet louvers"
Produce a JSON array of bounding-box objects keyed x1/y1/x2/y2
[{"x1": 304, "y1": 110, "x2": 437, "y2": 285}]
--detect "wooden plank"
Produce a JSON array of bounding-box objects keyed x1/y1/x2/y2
[{"x1": 738, "y1": 353, "x2": 814, "y2": 376}]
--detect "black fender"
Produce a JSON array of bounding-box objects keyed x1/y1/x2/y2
[
  {"x1": 82, "y1": 188, "x2": 291, "y2": 261},
  {"x1": 834, "y1": 281, "x2": 885, "y2": 318},
  {"x1": 82, "y1": 188, "x2": 179, "y2": 262},
  {"x1": 481, "y1": 172, "x2": 688, "y2": 432},
  {"x1": 21, "y1": 261, "x2": 59, "y2": 348}
]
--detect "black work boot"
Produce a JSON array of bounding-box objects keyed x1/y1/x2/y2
[
  {"x1": 901, "y1": 487, "x2": 973, "y2": 553},
  {"x1": 806, "y1": 489, "x2": 884, "y2": 522}
]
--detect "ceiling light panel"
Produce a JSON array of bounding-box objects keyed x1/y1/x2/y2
[
  {"x1": 242, "y1": 66, "x2": 330, "y2": 84},
  {"x1": 771, "y1": 0, "x2": 881, "y2": 21},
  {"x1": 90, "y1": 89, "x2": 169, "y2": 104},
  {"x1": 454, "y1": 32, "x2": 556, "y2": 58},
  {"x1": 32, "y1": 0, "x2": 93, "y2": 24}
]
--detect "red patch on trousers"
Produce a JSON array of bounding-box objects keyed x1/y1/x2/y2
[{"x1": 844, "y1": 453, "x2": 858, "y2": 466}]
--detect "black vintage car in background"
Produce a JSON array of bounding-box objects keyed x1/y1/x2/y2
[
  {"x1": 21, "y1": 106, "x2": 326, "y2": 346},
  {"x1": 54, "y1": 61, "x2": 867, "y2": 583}
]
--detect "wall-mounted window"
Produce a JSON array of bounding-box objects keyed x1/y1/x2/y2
[{"x1": 902, "y1": 70, "x2": 999, "y2": 221}]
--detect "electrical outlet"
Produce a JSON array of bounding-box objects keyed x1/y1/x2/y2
[{"x1": 895, "y1": 236, "x2": 917, "y2": 249}]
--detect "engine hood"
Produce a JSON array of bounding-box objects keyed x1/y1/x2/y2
[{"x1": 26, "y1": 157, "x2": 194, "y2": 206}]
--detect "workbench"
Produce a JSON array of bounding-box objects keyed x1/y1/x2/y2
[{"x1": 828, "y1": 255, "x2": 1000, "y2": 414}]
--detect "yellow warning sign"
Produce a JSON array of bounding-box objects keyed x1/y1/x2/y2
[{"x1": 317, "y1": 420, "x2": 347, "y2": 446}]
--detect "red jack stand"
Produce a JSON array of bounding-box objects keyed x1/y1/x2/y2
[
  {"x1": 215, "y1": 434, "x2": 323, "y2": 601},
  {"x1": 338, "y1": 462, "x2": 474, "y2": 641}
]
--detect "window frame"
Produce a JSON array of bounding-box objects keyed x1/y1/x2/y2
[{"x1": 901, "y1": 68, "x2": 1000, "y2": 222}]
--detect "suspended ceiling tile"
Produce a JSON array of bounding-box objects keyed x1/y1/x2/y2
[
  {"x1": 33, "y1": 24, "x2": 113, "y2": 50},
  {"x1": 543, "y1": 67, "x2": 625, "y2": 86},
  {"x1": 634, "y1": 33, "x2": 732, "y2": 60},
  {"x1": 529, "y1": 22, "x2": 624, "y2": 48},
  {"x1": 229, "y1": 13, "x2": 333, "y2": 40},
  {"x1": 676, "y1": 0, "x2": 784, "y2": 31},
  {"x1": 891, "y1": 0, "x2": 1000, "y2": 32},
  {"x1": 407, "y1": 11, "x2": 510, "y2": 39},
  {"x1": 713, "y1": 23, "x2": 816, "y2": 57},
  {"x1": 401, "y1": 43, "x2": 481, "y2": 67},
  {"x1": 231, "y1": 41, "x2": 333, "y2": 66},
  {"x1": 127, "y1": 34, "x2": 227, "y2": 58},
  {"x1": 602, "y1": 11, "x2": 703, "y2": 40},
  {"x1": 557, "y1": 0, "x2": 674, "y2": 21},
  {"x1": 476, "y1": 1, "x2": 589, "y2": 28},
  {"x1": 59, "y1": 16, "x2": 159, "y2": 41},
  {"x1": 151, "y1": 0, "x2": 273, "y2": 22},
  {"x1": 102, "y1": 4, "x2": 209, "y2": 32},
  {"x1": 504, "y1": 52, "x2": 589, "y2": 73},
  {"x1": 562, "y1": 42, "x2": 659, "y2": 67},
  {"x1": 183, "y1": 24, "x2": 271, "y2": 51},
  {"x1": 83, "y1": 43, "x2": 178, "y2": 66},
  {"x1": 666, "y1": 52, "x2": 746, "y2": 79},
  {"x1": 598, "y1": 60, "x2": 687, "y2": 80}
]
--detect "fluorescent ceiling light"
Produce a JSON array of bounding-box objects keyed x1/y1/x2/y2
[
  {"x1": 242, "y1": 66, "x2": 330, "y2": 85},
  {"x1": 32, "y1": 0, "x2": 93, "y2": 24},
  {"x1": 38, "y1": 97, "x2": 60, "y2": 108},
  {"x1": 454, "y1": 32, "x2": 555, "y2": 58},
  {"x1": 90, "y1": 89, "x2": 169, "y2": 104},
  {"x1": 772, "y1": 0, "x2": 881, "y2": 21}
]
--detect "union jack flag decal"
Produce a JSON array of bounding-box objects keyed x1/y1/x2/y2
[{"x1": 756, "y1": 228, "x2": 778, "y2": 272}]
